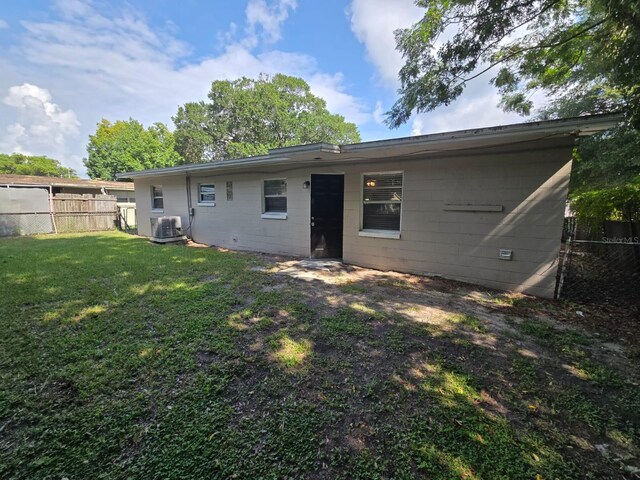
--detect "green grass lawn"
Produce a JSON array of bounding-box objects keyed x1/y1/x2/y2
[{"x1": 1, "y1": 232, "x2": 638, "y2": 479}]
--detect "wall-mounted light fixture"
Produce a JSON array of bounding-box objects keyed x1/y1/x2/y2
[{"x1": 303, "y1": 180, "x2": 311, "y2": 189}]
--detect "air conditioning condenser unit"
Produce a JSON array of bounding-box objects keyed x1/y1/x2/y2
[{"x1": 150, "y1": 216, "x2": 187, "y2": 243}]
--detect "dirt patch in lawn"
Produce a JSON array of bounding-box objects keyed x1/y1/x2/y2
[{"x1": 240, "y1": 256, "x2": 640, "y2": 478}]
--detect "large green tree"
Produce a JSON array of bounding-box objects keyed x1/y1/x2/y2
[
  {"x1": 0, "y1": 153, "x2": 77, "y2": 178},
  {"x1": 173, "y1": 74, "x2": 361, "y2": 163},
  {"x1": 388, "y1": 0, "x2": 639, "y2": 128},
  {"x1": 390, "y1": 0, "x2": 640, "y2": 224},
  {"x1": 567, "y1": 125, "x2": 640, "y2": 223},
  {"x1": 535, "y1": 63, "x2": 640, "y2": 223},
  {"x1": 85, "y1": 119, "x2": 182, "y2": 180}
]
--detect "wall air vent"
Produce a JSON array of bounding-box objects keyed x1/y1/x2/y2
[{"x1": 499, "y1": 249, "x2": 513, "y2": 261}]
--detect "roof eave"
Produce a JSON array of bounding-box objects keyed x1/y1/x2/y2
[
  {"x1": 116, "y1": 113, "x2": 624, "y2": 180},
  {"x1": 341, "y1": 113, "x2": 622, "y2": 154},
  {"x1": 117, "y1": 155, "x2": 295, "y2": 179},
  {"x1": 116, "y1": 145, "x2": 342, "y2": 180},
  {"x1": 268, "y1": 142, "x2": 340, "y2": 156}
]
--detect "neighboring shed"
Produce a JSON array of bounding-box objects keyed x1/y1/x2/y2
[{"x1": 119, "y1": 114, "x2": 620, "y2": 298}]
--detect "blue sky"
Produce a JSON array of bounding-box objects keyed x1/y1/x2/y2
[{"x1": 0, "y1": 0, "x2": 526, "y2": 177}]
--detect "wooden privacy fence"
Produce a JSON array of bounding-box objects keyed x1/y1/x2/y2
[{"x1": 52, "y1": 194, "x2": 118, "y2": 233}]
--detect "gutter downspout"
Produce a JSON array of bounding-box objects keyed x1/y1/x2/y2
[{"x1": 186, "y1": 174, "x2": 193, "y2": 239}]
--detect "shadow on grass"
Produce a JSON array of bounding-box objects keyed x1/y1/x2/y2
[{"x1": 0, "y1": 232, "x2": 638, "y2": 479}]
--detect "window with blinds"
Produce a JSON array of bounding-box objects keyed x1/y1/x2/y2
[
  {"x1": 198, "y1": 184, "x2": 215, "y2": 204},
  {"x1": 151, "y1": 185, "x2": 163, "y2": 211},
  {"x1": 263, "y1": 179, "x2": 287, "y2": 213},
  {"x1": 362, "y1": 173, "x2": 402, "y2": 231}
]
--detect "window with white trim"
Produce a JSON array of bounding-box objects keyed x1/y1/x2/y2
[
  {"x1": 151, "y1": 185, "x2": 163, "y2": 210},
  {"x1": 226, "y1": 181, "x2": 233, "y2": 201},
  {"x1": 362, "y1": 173, "x2": 403, "y2": 232},
  {"x1": 198, "y1": 184, "x2": 215, "y2": 204},
  {"x1": 263, "y1": 179, "x2": 287, "y2": 213}
]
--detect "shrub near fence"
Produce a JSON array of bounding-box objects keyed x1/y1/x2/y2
[{"x1": 52, "y1": 194, "x2": 118, "y2": 233}]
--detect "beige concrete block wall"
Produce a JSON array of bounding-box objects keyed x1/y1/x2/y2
[
  {"x1": 134, "y1": 175, "x2": 189, "y2": 237},
  {"x1": 187, "y1": 167, "x2": 345, "y2": 256},
  {"x1": 340, "y1": 144, "x2": 572, "y2": 298},
  {"x1": 133, "y1": 139, "x2": 572, "y2": 298}
]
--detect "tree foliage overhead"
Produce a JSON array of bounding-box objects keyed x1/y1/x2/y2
[
  {"x1": 538, "y1": 88, "x2": 640, "y2": 223},
  {"x1": 569, "y1": 126, "x2": 640, "y2": 222},
  {"x1": 389, "y1": 0, "x2": 640, "y2": 127},
  {"x1": 571, "y1": 127, "x2": 640, "y2": 192},
  {"x1": 173, "y1": 74, "x2": 361, "y2": 163},
  {"x1": 0, "y1": 153, "x2": 77, "y2": 178},
  {"x1": 84, "y1": 119, "x2": 182, "y2": 180}
]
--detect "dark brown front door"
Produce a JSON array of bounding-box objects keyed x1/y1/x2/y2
[{"x1": 310, "y1": 174, "x2": 344, "y2": 259}]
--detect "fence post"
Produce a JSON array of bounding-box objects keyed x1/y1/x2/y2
[
  {"x1": 48, "y1": 185, "x2": 57, "y2": 234},
  {"x1": 116, "y1": 206, "x2": 122, "y2": 230},
  {"x1": 630, "y1": 219, "x2": 640, "y2": 273},
  {"x1": 555, "y1": 218, "x2": 576, "y2": 299}
]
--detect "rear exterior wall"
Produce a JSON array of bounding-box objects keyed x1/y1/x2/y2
[
  {"x1": 135, "y1": 175, "x2": 189, "y2": 237},
  {"x1": 134, "y1": 141, "x2": 572, "y2": 297}
]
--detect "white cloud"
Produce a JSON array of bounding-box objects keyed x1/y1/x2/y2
[
  {"x1": 1, "y1": 83, "x2": 80, "y2": 159},
  {"x1": 217, "y1": 22, "x2": 238, "y2": 48},
  {"x1": 54, "y1": 0, "x2": 93, "y2": 19},
  {"x1": 0, "y1": 19, "x2": 8, "y2": 29},
  {"x1": 410, "y1": 117, "x2": 423, "y2": 136},
  {"x1": 4, "y1": 83, "x2": 51, "y2": 108},
  {"x1": 245, "y1": 0, "x2": 297, "y2": 47},
  {"x1": 2, "y1": 124, "x2": 27, "y2": 154},
  {"x1": 372, "y1": 101, "x2": 384, "y2": 124},
  {"x1": 348, "y1": 0, "x2": 543, "y2": 134},
  {"x1": 308, "y1": 72, "x2": 371, "y2": 125},
  {"x1": 348, "y1": 0, "x2": 422, "y2": 87},
  {"x1": 409, "y1": 79, "x2": 524, "y2": 135},
  {"x1": 1, "y1": 0, "x2": 371, "y2": 176}
]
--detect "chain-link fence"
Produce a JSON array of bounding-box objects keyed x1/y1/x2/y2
[
  {"x1": 0, "y1": 187, "x2": 54, "y2": 236},
  {"x1": 556, "y1": 218, "x2": 640, "y2": 306},
  {"x1": 0, "y1": 212, "x2": 54, "y2": 236}
]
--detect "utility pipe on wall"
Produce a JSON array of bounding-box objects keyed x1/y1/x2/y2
[{"x1": 185, "y1": 174, "x2": 193, "y2": 239}]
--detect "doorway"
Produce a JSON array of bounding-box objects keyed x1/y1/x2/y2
[{"x1": 310, "y1": 174, "x2": 344, "y2": 259}]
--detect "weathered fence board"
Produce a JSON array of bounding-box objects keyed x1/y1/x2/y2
[{"x1": 52, "y1": 194, "x2": 118, "y2": 233}]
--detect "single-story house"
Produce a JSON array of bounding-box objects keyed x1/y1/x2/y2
[
  {"x1": 0, "y1": 174, "x2": 135, "y2": 202},
  {"x1": 119, "y1": 114, "x2": 619, "y2": 298}
]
